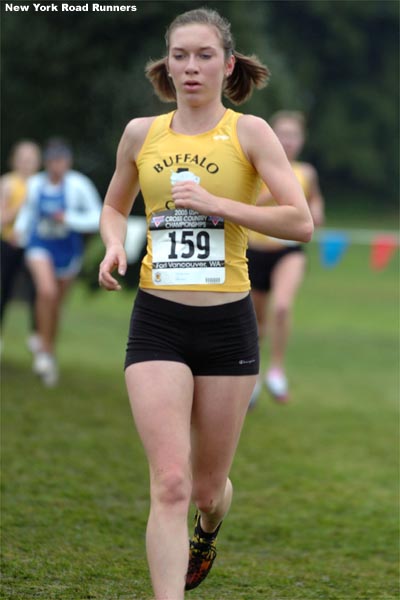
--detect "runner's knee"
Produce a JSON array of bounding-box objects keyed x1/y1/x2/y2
[
  {"x1": 37, "y1": 283, "x2": 58, "y2": 303},
  {"x1": 273, "y1": 300, "x2": 291, "y2": 321},
  {"x1": 151, "y1": 465, "x2": 192, "y2": 508},
  {"x1": 192, "y1": 480, "x2": 227, "y2": 515}
]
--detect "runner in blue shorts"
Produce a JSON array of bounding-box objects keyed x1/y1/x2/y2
[{"x1": 14, "y1": 138, "x2": 102, "y2": 386}]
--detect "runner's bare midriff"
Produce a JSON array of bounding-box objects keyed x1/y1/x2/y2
[{"x1": 141, "y1": 288, "x2": 248, "y2": 306}]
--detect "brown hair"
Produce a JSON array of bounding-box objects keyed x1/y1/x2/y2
[
  {"x1": 270, "y1": 110, "x2": 306, "y2": 132},
  {"x1": 145, "y1": 7, "x2": 270, "y2": 105}
]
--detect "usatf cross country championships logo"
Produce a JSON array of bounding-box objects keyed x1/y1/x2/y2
[{"x1": 151, "y1": 215, "x2": 165, "y2": 228}]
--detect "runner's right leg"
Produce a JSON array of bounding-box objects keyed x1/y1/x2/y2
[{"x1": 125, "y1": 361, "x2": 194, "y2": 600}]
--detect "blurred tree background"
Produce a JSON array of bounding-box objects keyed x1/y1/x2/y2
[{"x1": 1, "y1": 0, "x2": 399, "y2": 216}]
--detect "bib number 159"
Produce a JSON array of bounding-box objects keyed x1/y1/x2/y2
[{"x1": 168, "y1": 230, "x2": 210, "y2": 260}]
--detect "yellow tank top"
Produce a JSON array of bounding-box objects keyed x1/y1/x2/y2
[
  {"x1": 1, "y1": 173, "x2": 27, "y2": 242},
  {"x1": 137, "y1": 109, "x2": 261, "y2": 291},
  {"x1": 248, "y1": 161, "x2": 310, "y2": 249}
]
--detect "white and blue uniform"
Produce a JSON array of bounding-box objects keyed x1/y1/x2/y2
[{"x1": 15, "y1": 170, "x2": 102, "y2": 278}]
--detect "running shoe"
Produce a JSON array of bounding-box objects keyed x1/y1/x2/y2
[
  {"x1": 185, "y1": 512, "x2": 221, "y2": 591},
  {"x1": 265, "y1": 368, "x2": 289, "y2": 402},
  {"x1": 33, "y1": 352, "x2": 59, "y2": 387},
  {"x1": 26, "y1": 333, "x2": 42, "y2": 355}
]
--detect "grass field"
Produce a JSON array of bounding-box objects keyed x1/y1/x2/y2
[{"x1": 1, "y1": 242, "x2": 399, "y2": 600}]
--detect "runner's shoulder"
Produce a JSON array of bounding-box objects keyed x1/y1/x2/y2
[{"x1": 122, "y1": 116, "x2": 158, "y2": 157}]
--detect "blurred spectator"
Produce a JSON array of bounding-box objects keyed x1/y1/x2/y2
[
  {"x1": 248, "y1": 111, "x2": 325, "y2": 406},
  {"x1": 14, "y1": 138, "x2": 102, "y2": 386},
  {"x1": 0, "y1": 140, "x2": 41, "y2": 351}
]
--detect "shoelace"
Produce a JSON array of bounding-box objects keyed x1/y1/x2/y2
[{"x1": 190, "y1": 537, "x2": 217, "y2": 561}]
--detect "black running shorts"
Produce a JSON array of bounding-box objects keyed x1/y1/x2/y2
[
  {"x1": 247, "y1": 245, "x2": 304, "y2": 292},
  {"x1": 125, "y1": 289, "x2": 259, "y2": 376}
]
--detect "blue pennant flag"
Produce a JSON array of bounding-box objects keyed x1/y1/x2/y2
[{"x1": 319, "y1": 232, "x2": 349, "y2": 268}]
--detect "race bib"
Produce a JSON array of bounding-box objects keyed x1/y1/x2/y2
[
  {"x1": 150, "y1": 208, "x2": 225, "y2": 285},
  {"x1": 37, "y1": 218, "x2": 68, "y2": 239}
]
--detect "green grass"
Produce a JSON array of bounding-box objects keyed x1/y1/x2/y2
[{"x1": 1, "y1": 243, "x2": 399, "y2": 600}]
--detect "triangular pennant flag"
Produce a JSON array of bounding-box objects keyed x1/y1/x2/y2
[
  {"x1": 370, "y1": 235, "x2": 398, "y2": 271},
  {"x1": 320, "y1": 232, "x2": 349, "y2": 268}
]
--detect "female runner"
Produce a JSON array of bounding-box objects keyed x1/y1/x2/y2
[
  {"x1": 248, "y1": 111, "x2": 324, "y2": 405},
  {"x1": 98, "y1": 8, "x2": 313, "y2": 599}
]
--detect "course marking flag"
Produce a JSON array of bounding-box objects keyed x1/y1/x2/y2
[
  {"x1": 319, "y1": 231, "x2": 349, "y2": 268},
  {"x1": 370, "y1": 235, "x2": 398, "y2": 271}
]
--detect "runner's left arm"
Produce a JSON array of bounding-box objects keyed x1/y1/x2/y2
[{"x1": 172, "y1": 116, "x2": 314, "y2": 243}]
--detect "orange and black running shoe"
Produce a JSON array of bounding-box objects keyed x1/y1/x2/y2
[{"x1": 185, "y1": 512, "x2": 222, "y2": 591}]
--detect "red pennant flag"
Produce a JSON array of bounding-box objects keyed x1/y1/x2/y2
[{"x1": 370, "y1": 235, "x2": 398, "y2": 271}]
